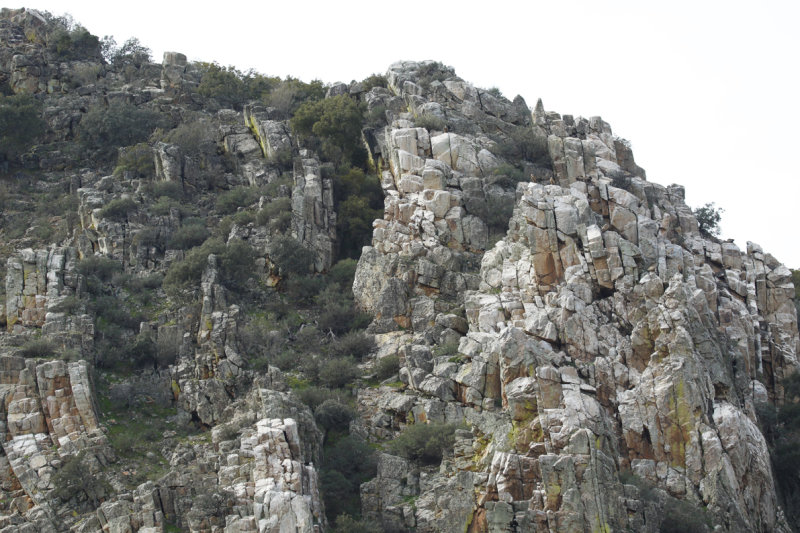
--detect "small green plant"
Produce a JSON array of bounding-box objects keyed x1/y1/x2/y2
[
  {"x1": 97, "y1": 197, "x2": 137, "y2": 222},
  {"x1": 114, "y1": 143, "x2": 154, "y2": 179},
  {"x1": 216, "y1": 186, "x2": 260, "y2": 215},
  {"x1": 387, "y1": 422, "x2": 459, "y2": 466}
]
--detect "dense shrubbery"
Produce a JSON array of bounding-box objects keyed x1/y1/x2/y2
[
  {"x1": 387, "y1": 422, "x2": 459, "y2": 465},
  {"x1": 198, "y1": 63, "x2": 280, "y2": 110},
  {"x1": 113, "y1": 143, "x2": 154, "y2": 179},
  {"x1": 320, "y1": 436, "x2": 377, "y2": 522},
  {"x1": 759, "y1": 372, "x2": 800, "y2": 528},
  {"x1": 490, "y1": 126, "x2": 551, "y2": 170},
  {"x1": 167, "y1": 221, "x2": 209, "y2": 250},
  {"x1": 256, "y1": 196, "x2": 292, "y2": 232},
  {"x1": 97, "y1": 197, "x2": 137, "y2": 222},
  {"x1": 414, "y1": 113, "x2": 446, "y2": 131},
  {"x1": 263, "y1": 77, "x2": 326, "y2": 119},
  {"x1": 216, "y1": 186, "x2": 260, "y2": 215},
  {"x1": 0, "y1": 94, "x2": 46, "y2": 166},
  {"x1": 163, "y1": 238, "x2": 255, "y2": 294},
  {"x1": 333, "y1": 167, "x2": 383, "y2": 258},
  {"x1": 291, "y1": 94, "x2": 365, "y2": 166},
  {"x1": 18, "y1": 338, "x2": 57, "y2": 358},
  {"x1": 48, "y1": 25, "x2": 101, "y2": 60},
  {"x1": 78, "y1": 102, "x2": 166, "y2": 160},
  {"x1": 51, "y1": 452, "x2": 111, "y2": 507}
]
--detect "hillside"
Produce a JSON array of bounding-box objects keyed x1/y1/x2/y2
[{"x1": 0, "y1": 7, "x2": 798, "y2": 533}]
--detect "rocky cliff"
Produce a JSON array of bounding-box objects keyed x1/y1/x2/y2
[{"x1": 0, "y1": 7, "x2": 797, "y2": 533}]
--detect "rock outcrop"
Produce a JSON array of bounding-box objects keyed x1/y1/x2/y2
[{"x1": 352, "y1": 61, "x2": 798, "y2": 532}]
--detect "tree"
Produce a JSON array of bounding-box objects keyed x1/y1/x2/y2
[
  {"x1": 694, "y1": 203, "x2": 723, "y2": 237},
  {"x1": 290, "y1": 94, "x2": 364, "y2": 165},
  {"x1": 0, "y1": 94, "x2": 45, "y2": 166}
]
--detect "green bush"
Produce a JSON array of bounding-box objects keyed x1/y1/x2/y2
[
  {"x1": 295, "y1": 386, "x2": 339, "y2": 410},
  {"x1": 290, "y1": 94, "x2": 364, "y2": 165},
  {"x1": 415, "y1": 113, "x2": 446, "y2": 131},
  {"x1": 263, "y1": 77, "x2": 326, "y2": 119},
  {"x1": 77, "y1": 255, "x2": 122, "y2": 286},
  {"x1": 167, "y1": 224, "x2": 209, "y2": 250},
  {"x1": 0, "y1": 94, "x2": 46, "y2": 165},
  {"x1": 319, "y1": 357, "x2": 359, "y2": 389},
  {"x1": 360, "y1": 73, "x2": 388, "y2": 92},
  {"x1": 108, "y1": 37, "x2": 151, "y2": 67},
  {"x1": 216, "y1": 186, "x2": 260, "y2": 215},
  {"x1": 256, "y1": 196, "x2": 292, "y2": 231},
  {"x1": 150, "y1": 181, "x2": 184, "y2": 201},
  {"x1": 198, "y1": 63, "x2": 280, "y2": 110},
  {"x1": 78, "y1": 101, "x2": 166, "y2": 160},
  {"x1": 329, "y1": 331, "x2": 374, "y2": 360},
  {"x1": 659, "y1": 498, "x2": 712, "y2": 533},
  {"x1": 387, "y1": 422, "x2": 459, "y2": 465},
  {"x1": 48, "y1": 25, "x2": 101, "y2": 60},
  {"x1": 374, "y1": 355, "x2": 400, "y2": 381},
  {"x1": 18, "y1": 338, "x2": 57, "y2": 358},
  {"x1": 269, "y1": 236, "x2": 315, "y2": 275},
  {"x1": 491, "y1": 126, "x2": 551, "y2": 169},
  {"x1": 51, "y1": 452, "x2": 110, "y2": 506},
  {"x1": 113, "y1": 143, "x2": 154, "y2": 179},
  {"x1": 314, "y1": 399, "x2": 354, "y2": 432},
  {"x1": 320, "y1": 436, "x2": 377, "y2": 521},
  {"x1": 334, "y1": 168, "x2": 383, "y2": 259},
  {"x1": 97, "y1": 197, "x2": 137, "y2": 222},
  {"x1": 161, "y1": 119, "x2": 215, "y2": 156},
  {"x1": 163, "y1": 238, "x2": 255, "y2": 294},
  {"x1": 330, "y1": 515, "x2": 381, "y2": 533}
]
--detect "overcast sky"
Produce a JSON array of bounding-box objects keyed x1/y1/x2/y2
[{"x1": 22, "y1": 0, "x2": 800, "y2": 266}]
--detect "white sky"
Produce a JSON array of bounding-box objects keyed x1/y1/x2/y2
[{"x1": 21, "y1": 0, "x2": 800, "y2": 266}]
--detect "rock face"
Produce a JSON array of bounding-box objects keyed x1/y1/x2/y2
[
  {"x1": 1, "y1": 9, "x2": 797, "y2": 530},
  {"x1": 352, "y1": 61, "x2": 798, "y2": 532}
]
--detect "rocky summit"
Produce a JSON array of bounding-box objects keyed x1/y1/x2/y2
[{"x1": 0, "y1": 7, "x2": 797, "y2": 533}]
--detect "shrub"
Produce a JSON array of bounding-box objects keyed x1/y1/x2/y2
[
  {"x1": 161, "y1": 119, "x2": 215, "y2": 156},
  {"x1": 374, "y1": 355, "x2": 400, "y2": 381},
  {"x1": 314, "y1": 399, "x2": 354, "y2": 432},
  {"x1": 290, "y1": 94, "x2": 364, "y2": 165},
  {"x1": 78, "y1": 102, "x2": 165, "y2": 160},
  {"x1": 360, "y1": 73, "x2": 387, "y2": 91},
  {"x1": 694, "y1": 203, "x2": 723, "y2": 237},
  {"x1": 416, "y1": 61, "x2": 450, "y2": 87},
  {"x1": 295, "y1": 386, "x2": 339, "y2": 410},
  {"x1": 97, "y1": 197, "x2": 137, "y2": 222},
  {"x1": 48, "y1": 25, "x2": 101, "y2": 60},
  {"x1": 269, "y1": 236, "x2": 315, "y2": 275},
  {"x1": 113, "y1": 143, "x2": 154, "y2": 179},
  {"x1": 319, "y1": 357, "x2": 359, "y2": 389},
  {"x1": 256, "y1": 196, "x2": 292, "y2": 231},
  {"x1": 329, "y1": 331, "x2": 375, "y2": 360},
  {"x1": 263, "y1": 77, "x2": 325, "y2": 119},
  {"x1": 320, "y1": 436, "x2": 377, "y2": 521},
  {"x1": 163, "y1": 238, "x2": 255, "y2": 294},
  {"x1": 415, "y1": 113, "x2": 446, "y2": 131},
  {"x1": 150, "y1": 181, "x2": 184, "y2": 200},
  {"x1": 216, "y1": 186, "x2": 259, "y2": 215},
  {"x1": 167, "y1": 224, "x2": 209, "y2": 250},
  {"x1": 492, "y1": 163, "x2": 528, "y2": 188},
  {"x1": 659, "y1": 498, "x2": 712, "y2": 533},
  {"x1": 387, "y1": 422, "x2": 459, "y2": 465},
  {"x1": 108, "y1": 37, "x2": 151, "y2": 67},
  {"x1": 491, "y1": 126, "x2": 551, "y2": 169},
  {"x1": 198, "y1": 63, "x2": 279, "y2": 110},
  {"x1": 18, "y1": 338, "x2": 57, "y2": 358},
  {"x1": 77, "y1": 255, "x2": 122, "y2": 285},
  {"x1": 330, "y1": 515, "x2": 381, "y2": 533},
  {"x1": 328, "y1": 258, "x2": 358, "y2": 288},
  {"x1": 0, "y1": 94, "x2": 46, "y2": 165},
  {"x1": 51, "y1": 452, "x2": 110, "y2": 506}
]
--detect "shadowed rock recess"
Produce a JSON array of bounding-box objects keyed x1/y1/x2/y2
[{"x1": 0, "y1": 7, "x2": 797, "y2": 533}]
